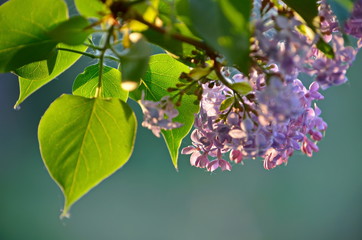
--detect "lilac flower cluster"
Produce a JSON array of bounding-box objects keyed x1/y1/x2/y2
[
  {"x1": 140, "y1": 94, "x2": 182, "y2": 137},
  {"x1": 303, "y1": 1, "x2": 360, "y2": 89},
  {"x1": 182, "y1": 74, "x2": 326, "y2": 172},
  {"x1": 139, "y1": 0, "x2": 361, "y2": 171},
  {"x1": 345, "y1": 0, "x2": 362, "y2": 40},
  {"x1": 181, "y1": 0, "x2": 361, "y2": 172}
]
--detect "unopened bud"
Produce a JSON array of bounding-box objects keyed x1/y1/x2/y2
[
  {"x1": 129, "y1": 32, "x2": 143, "y2": 43},
  {"x1": 121, "y1": 81, "x2": 139, "y2": 91}
]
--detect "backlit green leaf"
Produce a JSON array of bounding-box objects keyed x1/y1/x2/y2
[
  {"x1": 0, "y1": 0, "x2": 68, "y2": 72},
  {"x1": 283, "y1": 0, "x2": 319, "y2": 30},
  {"x1": 316, "y1": 39, "x2": 335, "y2": 59},
  {"x1": 129, "y1": 0, "x2": 160, "y2": 31},
  {"x1": 38, "y1": 94, "x2": 137, "y2": 217},
  {"x1": 220, "y1": 97, "x2": 234, "y2": 111},
  {"x1": 14, "y1": 44, "x2": 87, "y2": 107},
  {"x1": 74, "y1": 0, "x2": 109, "y2": 19},
  {"x1": 232, "y1": 82, "x2": 253, "y2": 95},
  {"x1": 142, "y1": 0, "x2": 198, "y2": 59},
  {"x1": 120, "y1": 36, "x2": 151, "y2": 91},
  {"x1": 177, "y1": 0, "x2": 252, "y2": 74},
  {"x1": 129, "y1": 54, "x2": 199, "y2": 169},
  {"x1": 48, "y1": 16, "x2": 93, "y2": 46},
  {"x1": 73, "y1": 64, "x2": 128, "y2": 101},
  {"x1": 142, "y1": 28, "x2": 196, "y2": 58}
]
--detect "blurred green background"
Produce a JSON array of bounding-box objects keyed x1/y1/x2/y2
[{"x1": 1, "y1": 1, "x2": 362, "y2": 240}]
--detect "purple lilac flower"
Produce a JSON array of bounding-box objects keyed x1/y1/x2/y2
[
  {"x1": 302, "y1": 1, "x2": 359, "y2": 89},
  {"x1": 304, "y1": 34, "x2": 358, "y2": 89},
  {"x1": 257, "y1": 76, "x2": 302, "y2": 124},
  {"x1": 254, "y1": 15, "x2": 311, "y2": 77},
  {"x1": 182, "y1": 64, "x2": 331, "y2": 171},
  {"x1": 345, "y1": 0, "x2": 362, "y2": 39},
  {"x1": 140, "y1": 94, "x2": 182, "y2": 137},
  {"x1": 182, "y1": 68, "x2": 328, "y2": 171},
  {"x1": 319, "y1": 0, "x2": 340, "y2": 42},
  {"x1": 181, "y1": 0, "x2": 360, "y2": 172}
]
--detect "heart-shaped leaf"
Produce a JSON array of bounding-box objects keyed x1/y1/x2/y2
[
  {"x1": 38, "y1": 94, "x2": 137, "y2": 217},
  {"x1": 14, "y1": 44, "x2": 87, "y2": 107},
  {"x1": 0, "y1": 0, "x2": 68, "y2": 72}
]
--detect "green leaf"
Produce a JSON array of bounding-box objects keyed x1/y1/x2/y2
[
  {"x1": 38, "y1": 94, "x2": 137, "y2": 217},
  {"x1": 232, "y1": 82, "x2": 253, "y2": 95},
  {"x1": 142, "y1": 0, "x2": 198, "y2": 58},
  {"x1": 73, "y1": 64, "x2": 128, "y2": 101},
  {"x1": 0, "y1": 0, "x2": 68, "y2": 72},
  {"x1": 142, "y1": 28, "x2": 196, "y2": 58},
  {"x1": 14, "y1": 44, "x2": 87, "y2": 107},
  {"x1": 74, "y1": 0, "x2": 109, "y2": 19},
  {"x1": 316, "y1": 38, "x2": 335, "y2": 59},
  {"x1": 178, "y1": 0, "x2": 252, "y2": 73},
  {"x1": 282, "y1": 0, "x2": 319, "y2": 30},
  {"x1": 129, "y1": 54, "x2": 199, "y2": 169},
  {"x1": 48, "y1": 16, "x2": 93, "y2": 45},
  {"x1": 220, "y1": 97, "x2": 234, "y2": 111},
  {"x1": 120, "y1": 36, "x2": 151, "y2": 91},
  {"x1": 129, "y1": 0, "x2": 160, "y2": 31}
]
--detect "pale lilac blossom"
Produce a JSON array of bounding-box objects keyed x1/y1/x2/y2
[{"x1": 140, "y1": 94, "x2": 182, "y2": 137}]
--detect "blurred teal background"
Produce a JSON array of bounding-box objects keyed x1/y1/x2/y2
[{"x1": 1, "y1": 1, "x2": 362, "y2": 240}]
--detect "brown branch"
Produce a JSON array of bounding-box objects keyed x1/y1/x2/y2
[{"x1": 133, "y1": 14, "x2": 217, "y2": 57}]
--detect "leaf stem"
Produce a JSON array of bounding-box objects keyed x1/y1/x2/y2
[
  {"x1": 96, "y1": 25, "x2": 115, "y2": 98},
  {"x1": 56, "y1": 47, "x2": 99, "y2": 59},
  {"x1": 133, "y1": 14, "x2": 217, "y2": 57},
  {"x1": 57, "y1": 46, "x2": 119, "y2": 61},
  {"x1": 213, "y1": 60, "x2": 233, "y2": 89},
  {"x1": 83, "y1": 43, "x2": 103, "y2": 50}
]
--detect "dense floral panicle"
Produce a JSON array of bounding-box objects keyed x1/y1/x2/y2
[
  {"x1": 140, "y1": 95, "x2": 182, "y2": 137},
  {"x1": 182, "y1": 70, "x2": 328, "y2": 171},
  {"x1": 254, "y1": 15, "x2": 311, "y2": 77},
  {"x1": 319, "y1": 0, "x2": 340, "y2": 42},
  {"x1": 257, "y1": 77, "x2": 302, "y2": 124},
  {"x1": 300, "y1": 0, "x2": 360, "y2": 89},
  {"x1": 182, "y1": 0, "x2": 360, "y2": 172},
  {"x1": 345, "y1": 0, "x2": 362, "y2": 39},
  {"x1": 304, "y1": 35, "x2": 357, "y2": 89}
]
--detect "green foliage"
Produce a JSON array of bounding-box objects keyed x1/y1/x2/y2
[
  {"x1": 130, "y1": 54, "x2": 199, "y2": 169},
  {"x1": 316, "y1": 39, "x2": 335, "y2": 59},
  {"x1": 220, "y1": 97, "x2": 234, "y2": 111},
  {"x1": 142, "y1": 0, "x2": 198, "y2": 58},
  {"x1": 177, "y1": 0, "x2": 252, "y2": 73},
  {"x1": 48, "y1": 16, "x2": 93, "y2": 46},
  {"x1": 120, "y1": 36, "x2": 151, "y2": 89},
  {"x1": 73, "y1": 64, "x2": 128, "y2": 101},
  {"x1": 0, "y1": 0, "x2": 68, "y2": 72},
  {"x1": 14, "y1": 44, "x2": 87, "y2": 107},
  {"x1": 38, "y1": 94, "x2": 137, "y2": 217},
  {"x1": 232, "y1": 82, "x2": 253, "y2": 95},
  {"x1": 74, "y1": 0, "x2": 110, "y2": 19},
  {"x1": 283, "y1": 0, "x2": 319, "y2": 30},
  {"x1": 142, "y1": 28, "x2": 196, "y2": 58}
]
